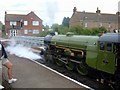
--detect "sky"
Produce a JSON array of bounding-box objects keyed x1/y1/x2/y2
[{"x1": 0, "y1": 0, "x2": 120, "y2": 26}]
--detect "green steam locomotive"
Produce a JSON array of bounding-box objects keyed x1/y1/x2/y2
[{"x1": 44, "y1": 32, "x2": 120, "y2": 88}]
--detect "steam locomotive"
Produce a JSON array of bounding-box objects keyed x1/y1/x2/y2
[{"x1": 44, "y1": 32, "x2": 120, "y2": 89}]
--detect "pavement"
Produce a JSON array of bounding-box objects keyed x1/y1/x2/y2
[{"x1": 2, "y1": 54, "x2": 89, "y2": 89}]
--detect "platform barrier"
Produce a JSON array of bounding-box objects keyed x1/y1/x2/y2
[{"x1": 11, "y1": 36, "x2": 44, "y2": 47}]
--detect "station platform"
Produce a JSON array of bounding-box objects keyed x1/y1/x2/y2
[{"x1": 2, "y1": 54, "x2": 92, "y2": 89}]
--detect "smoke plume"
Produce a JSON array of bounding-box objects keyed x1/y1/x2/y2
[
  {"x1": 45, "y1": 1, "x2": 58, "y2": 25},
  {"x1": 5, "y1": 39, "x2": 42, "y2": 60}
]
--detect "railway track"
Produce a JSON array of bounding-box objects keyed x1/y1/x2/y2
[{"x1": 35, "y1": 58, "x2": 112, "y2": 90}]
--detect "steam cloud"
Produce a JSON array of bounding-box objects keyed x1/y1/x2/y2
[
  {"x1": 5, "y1": 39, "x2": 42, "y2": 60},
  {"x1": 45, "y1": 1, "x2": 58, "y2": 25}
]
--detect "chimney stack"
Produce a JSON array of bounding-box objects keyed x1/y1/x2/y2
[
  {"x1": 5, "y1": 11, "x2": 7, "y2": 15},
  {"x1": 96, "y1": 7, "x2": 101, "y2": 13},
  {"x1": 73, "y1": 7, "x2": 77, "y2": 15}
]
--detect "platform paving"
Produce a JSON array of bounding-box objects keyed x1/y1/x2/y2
[{"x1": 2, "y1": 54, "x2": 89, "y2": 89}]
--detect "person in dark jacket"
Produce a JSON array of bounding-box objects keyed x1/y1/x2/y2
[{"x1": 0, "y1": 43, "x2": 17, "y2": 84}]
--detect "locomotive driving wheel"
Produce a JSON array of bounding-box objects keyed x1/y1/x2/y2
[
  {"x1": 76, "y1": 64, "x2": 88, "y2": 75},
  {"x1": 55, "y1": 59, "x2": 63, "y2": 66},
  {"x1": 65, "y1": 61, "x2": 74, "y2": 71},
  {"x1": 44, "y1": 49, "x2": 51, "y2": 62}
]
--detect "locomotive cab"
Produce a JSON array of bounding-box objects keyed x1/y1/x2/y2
[{"x1": 97, "y1": 33, "x2": 120, "y2": 75}]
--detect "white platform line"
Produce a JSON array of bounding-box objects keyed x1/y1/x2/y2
[{"x1": 30, "y1": 59, "x2": 94, "y2": 90}]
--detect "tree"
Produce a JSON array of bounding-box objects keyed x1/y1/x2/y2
[
  {"x1": 43, "y1": 25, "x2": 49, "y2": 31},
  {"x1": 62, "y1": 17, "x2": 70, "y2": 27},
  {"x1": 2, "y1": 25, "x2": 6, "y2": 38},
  {"x1": 51, "y1": 23, "x2": 59, "y2": 32},
  {"x1": 69, "y1": 25, "x2": 83, "y2": 35}
]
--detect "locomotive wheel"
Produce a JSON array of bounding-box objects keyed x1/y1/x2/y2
[
  {"x1": 65, "y1": 61, "x2": 74, "y2": 71},
  {"x1": 44, "y1": 49, "x2": 54, "y2": 63},
  {"x1": 44, "y1": 52, "x2": 50, "y2": 62},
  {"x1": 76, "y1": 64, "x2": 88, "y2": 75},
  {"x1": 55, "y1": 59, "x2": 63, "y2": 66}
]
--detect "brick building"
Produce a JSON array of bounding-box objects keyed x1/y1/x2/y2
[
  {"x1": 5, "y1": 11, "x2": 43, "y2": 38},
  {"x1": 69, "y1": 7, "x2": 118, "y2": 32}
]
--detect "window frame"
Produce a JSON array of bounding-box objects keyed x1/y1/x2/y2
[
  {"x1": 32, "y1": 21, "x2": 39, "y2": 26},
  {"x1": 24, "y1": 21, "x2": 28, "y2": 26},
  {"x1": 106, "y1": 43, "x2": 112, "y2": 52},
  {"x1": 99, "y1": 42, "x2": 105, "y2": 50},
  {"x1": 10, "y1": 21, "x2": 17, "y2": 26},
  {"x1": 24, "y1": 29, "x2": 28, "y2": 34},
  {"x1": 99, "y1": 41, "x2": 113, "y2": 52}
]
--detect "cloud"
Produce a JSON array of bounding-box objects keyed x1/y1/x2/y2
[{"x1": 0, "y1": 0, "x2": 119, "y2": 26}]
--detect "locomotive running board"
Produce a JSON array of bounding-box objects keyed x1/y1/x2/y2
[
  {"x1": 70, "y1": 59, "x2": 82, "y2": 64},
  {"x1": 57, "y1": 58, "x2": 81, "y2": 64},
  {"x1": 58, "y1": 58, "x2": 68, "y2": 64}
]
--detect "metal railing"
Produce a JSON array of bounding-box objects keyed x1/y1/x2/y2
[{"x1": 11, "y1": 36, "x2": 45, "y2": 47}]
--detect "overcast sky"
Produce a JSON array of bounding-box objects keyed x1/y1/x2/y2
[{"x1": 0, "y1": 0, "x2": 119, "y2": 26}]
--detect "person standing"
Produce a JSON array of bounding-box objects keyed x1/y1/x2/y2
[{"x1": 0, "y1": 42, "x2": 17, "y2": 84}]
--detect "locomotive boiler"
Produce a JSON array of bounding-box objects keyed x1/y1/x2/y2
[{"x1": 44, "y1": 32, "x2": 120, "y2": 88}]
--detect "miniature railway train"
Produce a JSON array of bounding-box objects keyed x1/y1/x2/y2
[{"x1": 44, "y1": 32, "x2": 120, "y2": 89}]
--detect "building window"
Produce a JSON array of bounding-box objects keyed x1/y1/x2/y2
[
  {"x1": 24, "y1": 30, "x2": 28, "y2": 34},
  {"x1": 24, "y1": 21, "x2": 28, "y2": 26},
  {"x1": 85, "y1": 23, "x2": 87, "y2": 27},
  {"x1": 33, "y1": 30, "x2": 39, "y2": 34},
  {"x1": 99, "y1": 23, "x2": 102, "y2": 27},
  {"x1": 28, "y1": 30, "x2": 32, "y2": 33},
  {"x1": 32, "y1": 21, "x2": 39, "y2": 26},
  {"x1": 108, "y1": 23, "x2": 111, "y2": 28},
  {"x1": 10, "y1": 21, "x2": 17, "y2": 26}
]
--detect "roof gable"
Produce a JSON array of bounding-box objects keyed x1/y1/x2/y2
[{"x1": 26, "y1": 11, "x2": 42, "y2": 21}]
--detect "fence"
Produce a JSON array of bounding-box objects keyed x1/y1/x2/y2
[{"x1": 11, "y1": 36, "x2": 44, "y2": 47}]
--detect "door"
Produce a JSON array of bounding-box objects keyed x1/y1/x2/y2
[
  {"x1": 97, "y1": 42, "x2": 115, "y2": 74},
  {"x1": 10, "y1": 29, "x2": 17, "y2": 37}
]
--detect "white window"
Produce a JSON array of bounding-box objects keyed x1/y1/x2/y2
[
  {"x1": 24, "y1": 30, "x2": 28, "y2": 34},
  {"x1": 85, "y1": 23, "x2": 87, "y2": 27},
  {"x1": 33, "y1": 30, "x2": 39, "y2": 34},
  {"x1": 10, "y1": 21, "x2": 17, "y2": 26},
  {"x1": 100, "y1": 23, "x2": 102, "y2": 27},
  {"x1": 28, "y1": 30, "x2": 32, "y2": 33},
  {"x1": 109, "y1": 23, "x2": 111, "y2": 28},
  {"x1": 24, "y1": 21, "x2": 28, "y2": 25},
  {"x1": 32, "y1": 21, "x2": 39, "y2": 26}
]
